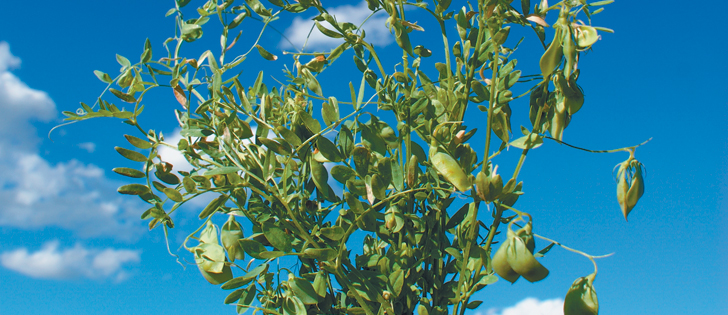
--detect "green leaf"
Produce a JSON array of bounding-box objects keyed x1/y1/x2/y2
[
  {"x1": 116, "y1": 54, "x2": 131, "y2": 68},
  {"x1": 276, "y1": 126, "x2": 302, "y2": 148},
  {"x1": 259, "y1": 137, "x2": 290, "y2": 156},
  {"x1": 315, "y1": 21, "x2": 343, "y2": 38},
  {"x1": 445, "y1": 203, "x2": 469, "y2": 230},
  {"x1": 155, "y1": 170, "x2": 180, "y2": 185},
  {"x1": 204, "y1": 167, "x2": 240, "y2": 176},
  {"x1": 255, "y1": 45, "x2": 277, "y2": 61},
  {"x1": 351, "y1": 147, "x2": 370, "y2": 177},
  {"x1": 317, "y1": 136, "x2": 342, "y2": 162},
  {"x1": 319, "y1": 226, "x2": 345, "y2": 241},
  {"x1": 237, "y1": 284, "x2": 257, "y2": 313},
  {"x1": 224, "y1": 288, "x2": 245, "y2": 304},
  {"x1": 124, "y1": 134, "x2": 152, "y2": 149},
  {"x1": 162, "y1": 188, "x2": 183, "y2": 202},
  {"x1": 509, "y1": 134, "x2": 544, "y2": 150},
  {"x1": 109, "y1": 88, "x2": 137, "y2": 103},
  {"x1": 115, "y1": 146, "x2": 147, "y2": 162},
  {"x1": 93, "y1": 70, "x2": 113, "y2": 84},
  {"x1": 117, "y1": 184, "x2": 151, "y2": 195},
  {"x1": 262, "y1": 221, "x2": 293, "y2": 253},
  {"x1": 534, "y1": 242, "x2": 556, "y2": 258},
  {"x1": 258, "y1": 251, "x2": 285, "y2": 259},
  {"x1": 298, "y1": 111, "x2": 321, "y2": 135},
  {"x1": 289, "y1": 276, "x2": 320, "y2": 305},
  {"x1": 112, "y1": 167, "x2": 145, "y2": 178},
  {"x1": 239, "y1": 239, "x2": 268, "y2": 259},
  {"x1": 140, "y1": 38, "x2": 152, "y2": 63},
  {"x1": 221, "y1": 276, "x2": 254, "y2": 290},
  {"x1": 322, "y1": 97, "x2": 340, "y2": 127},
  {"x1": 370, "y1": 174, "x2": 386, "y2": 200},
  {"x1": 313, "y1": 271, "x2": 327, "y2": 297},
  {"x1": 466, "y1": 301, "x2": 483, "y2": 309},
  {"x1": 338, "y1": 125, "x2": 354, "y2": 157},
  {"x1": 302, "y1": 248, "x2": 337, "y2": 261},
  {"x1": 246, "y1": 0, "x2": 271, "y2": 16},
  {"x1": 389, "y1": 269, "x2": 404, "y2": 297},
  {"x1": 199, "y1": 194, "x2": 229, "y2": 219},
  {"x1": 331, "y1": 165, "x2": 356, "y2": 184}
]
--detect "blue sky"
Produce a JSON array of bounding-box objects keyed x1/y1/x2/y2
[{"x1": 0, "y1": 1, "x2": 726, "y2": 314}]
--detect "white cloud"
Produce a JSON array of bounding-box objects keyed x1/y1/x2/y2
[
  {"x1": 479, "y1": 297, "x2": 564, "y2": 315},
  {"x1": 281, "y1": 1, "x2": 393, "y2": 50},
  {"x1": 0, "y1": 241, "x2": 140, "y2": 281},
  {"x1": 0, "y1": 42, "x2": 144, "y2": 240},
  {"x1": 0, "y1": 42, "x2": 21, "y2": 72},
  {"x1": 77, "y1": 142, "x2": 96, "y2": 153},
  {"x1": 0, "y1": 152, "x2": 142, "y2": 239},
  {"x1": 158, "y1": 129, "x2": 195, "y2": 173}
]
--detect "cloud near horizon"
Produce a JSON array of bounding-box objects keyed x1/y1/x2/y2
[
  {"x1": 477, "y1": 297, "x2": 565, "y2": 315},
  {"x1": 0, "y1": 241, "x2": 140, "y2": 281}
]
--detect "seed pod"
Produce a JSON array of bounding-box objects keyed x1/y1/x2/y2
[
  {"x1": 575, "y1": 25, "x2": 599, "y2": 49},
  {"x1": 539, "y1": 24, "x2": 564, "y2": 78},
  {"x1": 564, "y1": 273, "x2": 599, "y2": 315},
  {"x1": 562, "y1": 25, "x2": 577, "y2": 76},
  {"x1": 625, "y1": 160, "x2": 645, "y2": 219},
  {"x1": 407, "y1": 155, "x2": 418, "y2": 187},
  {"x1": 485, "y1": 170, "x2": 503, "y2": 202},
  {"x1": 616, "y1": 161, "x2": 630, "y2": 219},
  {"x1": 431, "y1": 152, "x2": 472, "y2": 192},
  {"x1": 221, "y1": 215, "x2": 245, "y2": 261},
  {"x1": 506, "y1": 228, "x2": 549, "y2": 282},
  {"x1": 475, "y1": 171, "x2": 488, "y2": 201},
  {"x1": 565, "y1": 71, "x2": 584, "y2": 115},
  {"x1": 549, "y1": 99, "x2": 568, "y2": 141},
  {"x1": 492, "y1": 235, "x2": 520, "y2": 283},
  {"x1": 616, "y1": 158, "x2": 645, "y2": 221}
]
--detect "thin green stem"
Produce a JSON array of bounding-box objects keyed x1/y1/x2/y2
[{"x1": 544, "y1": 136, "x2": 652, "y2": 153}]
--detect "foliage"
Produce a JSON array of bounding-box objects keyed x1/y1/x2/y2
[{"x1": 59, "y1": 0, "x2": 649, "y2": 314}]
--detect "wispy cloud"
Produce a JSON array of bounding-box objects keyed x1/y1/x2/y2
[
  {"x1": 478, "y1": 297, "x2": 564, "y2": 315},
  {"x1": 280, "y1": 1, "x2": 393, "y2": 51},
  {"x1": 77, "y1": 142, "x2": 96, "y2": 153},
  {"x1": 0, "y1": 41, "x2": 143, "y2": 240},
  {"x1": 0, "y1": 241, "x2": 140, "y2": 281}
]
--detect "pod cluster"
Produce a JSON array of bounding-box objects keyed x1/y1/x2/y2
[
  {"x1": 492, "y1": 222, "x2": 549, "y2": 283},
  {"x1": 564, "y1": 273, "x2": 599, "y2": 315},
  {"x1": 615, "y1": 157, "x2": 645, "y2": 221}
]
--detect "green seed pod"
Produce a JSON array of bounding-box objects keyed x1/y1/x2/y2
[
  {"x1": 616, "y1": 161, "x2": 630, "y2": 220},
  {"x1": 475, "y1": 171, "x2": 489, "y2": 202},
  {"x1": 562, "y1": 25, "x2": 577, "y2": 76},
  {"x1": 625, "y1": 160, "x2": 645, "y2": 220},
  {"x1": 407, "y1": 155, "x2": 418, "y2": 187},
  {"x1": 549, "y1": 99, "x2": 568, "y2": 141},
  {"x1": 221, "y1": 215, "x2": 245, "y2": 261},
  {"x1": 506, "y1": 231, "x2": 549, "y2": 282},
  {"x1": 539, "y1": 24, "x2": 564, "y2": 78},
  {"x1": 485, "y1": 170, "x2": 503, "y2": 202},
  {"x1": 564, "y1": 273, "x2": 599, "y2": 315},
  {"x1": 431, "y1": 152, "x2": 472, "y2": 192},
  {"x1": 565, "y1": 71, "x2": 584, "y2": 115},
  {"x1": 575, "y1": 25, "x2": 599, "y2": 49},
  {"x1": 492, "y1": 235, "x2": 520, "y2": 283},
  {"x1": 194, "y1": 242, "x2": 233, "y2": 285}
]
